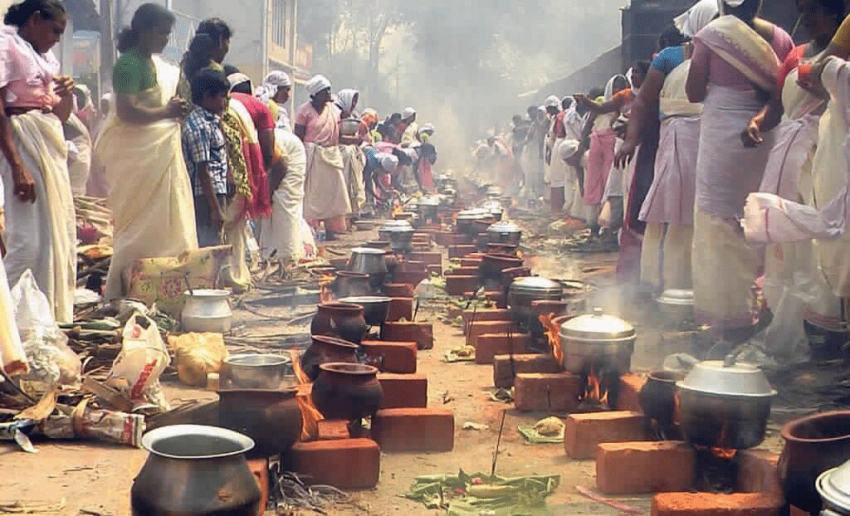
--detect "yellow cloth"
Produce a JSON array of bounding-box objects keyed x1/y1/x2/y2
[
  {"x1": 96, "y1": 57, "x2": 198, "y2": 301},
  {"x1": 340, "y1": 145, "x2": 365, "y2": 215},
  {"x1": 831, "y1": 15, "x2": 850, "y2": 55}
]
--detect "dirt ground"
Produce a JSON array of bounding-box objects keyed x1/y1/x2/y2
[{"x1": 0, "y1": 222, "x2": 805, "y2": 515}]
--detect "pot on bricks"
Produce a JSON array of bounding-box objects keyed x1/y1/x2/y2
[
  {"x1": 131, "y1": 425, "x2": 261, "y2": 516},
  {"x1": 479, "y1": 253, "x2": 523, "y2": 289},
  {"x1": 559, "y1": 307, "x2": 636, "y2": 375},
  {"x1": 456, "y1": 209, "x2": 490, "y2": 237},
  {"x1": 333, "y1": 271, "x2": 372, "y2": 298},
  {"x1": 311, "y1": 302, "x2": 368, "y2": 345},
  {"x1": 486, "y1": 220, "x2": 522, "y2": 247},
  {"x1": 378, "y1": 220, "x2": 415, "y2": 254},
  {"x1": 638, "y1": 370, "x2": 685, "y2": 434},
  {"x1": 509, "y1": 277, "x2": 563, "y2": 332},
  {"x1": 348, "y1": 247, "x2": 389, "y2": 291},
  {"x1": 311, "y1": 363, "x2": 384, "y2": 421},
  {"x1": 479, "y1": 199, "x2": 505, "y2": 221},
  {"x1": 338, "y1": 296, "x2": 392, "y2": 327},
  {"x1": 300, "y1": 335, "x2": 360, "y2": 381},
  {"x1": 218, "y1": 388, "x2": 303, "y2": 457}
]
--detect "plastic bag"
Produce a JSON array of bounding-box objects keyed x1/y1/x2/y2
[
  {"x1": 11, "y1": 270, "x2": 80, "y2": 391},
  {"x1": 108, "y1": 312, "x2": 171, "y2": 412},
  {"x1": 167, "y1": 333, "x2": 228, "y2": 387}
]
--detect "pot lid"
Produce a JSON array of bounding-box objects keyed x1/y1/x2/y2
[
  {"x1": 142, "y1": 424, "x2": 254, "y2": 459},
  {"x1": 510, "y1": 276, "x2": 561, "y2": 294},
  {"x1": 480, "y1": 200, "x2": 504, "y2": 213},
  {"x1": 379, "y1": 220, "x2": 414, "y2": 233},
  {"x1": 184, "y1": 289, "x2": 230, "y2": 298},
  {"x1": 560, "y1": 307, "x2": 635, "y2": 340},
  {"x1": 488, "y1": 221, "x2": 521, "y2": 234},
  {"x1": 457, "y1": 209, "x2": 489, "y2": 220},
  {"x1": 338, "y1": 296, "x2": 392, "y2": 305},
  {"x1": 418, "y1": 195, "x2": 441, "y2": 206},
  {"x1": 676, "y1": 356, "x2": 776, "y2": 398},
  {"x1": 818, "y1": 459, "x2": 850, "y2": 511},
  {"x1": 351, "y1": 247, "x2": 387, "y2": 256},
  {"x1": 657, "y1": 289, "x2": 695, "y2": 306}
]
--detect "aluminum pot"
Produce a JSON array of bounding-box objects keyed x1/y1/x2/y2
[
  {"x1": 341, "y1": 117, "x2": 361, "y2": 137},
  {"x1": 182, "y1": 289, "x2": 233, "y2": 333},
  {"x1": 311, "y1": 362, "x2": 383, "y2": 421},
  {"x1": 779, "y1": 411, "x2": 850, "y2": 514},
  {"x1": 221, "y1": 354, "x2": 292, "y2": 389},
  {"x1": 348, "y1": 247, "x2": 389, "y2": 291},
  {"x1": 818, "y1": 459, "x2": 850, "y2": 516},
  {"x1": 479, "y1": 200, "x2": 505, "y2": 221},
  {"x1": 131, "y1": 425, "x2": 261, "y2": 515},
  {"x1": 487, "y1": 221, "x2": 522, "y2": 247},
  {"x1": 333, "y1": 271, "x2": 372, "y2": 298},
  {"x1": 378, "y1": 220, "x2": 415, "y2": 253},
  {"x1": 415, "y1": 196, "x2": 441, "y2": 221},
  {"x1": 338, "y1": 296, "x2": 392, "y2": 327},
  {"x1": 559, "y1": 308, "x2": 636, "y2": 375},
  {"x1": 657, "y1": 289, "x2": 694, "y2": 321},
  {"x1": 509, "y1": 277, "x2": 563, "y2": 332},
  {"x1": 218, "y1": 388, "x2": 302, "y2": 457},
  {"x1": 456, "y1": 209, "x2": 490, "y2": 237},
  {"x1": 677, "y1": 356, "x2": 775, "y2": 450}
]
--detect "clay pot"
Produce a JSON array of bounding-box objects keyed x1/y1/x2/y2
[
  {"x1": 300, "y1": 335, "x2": 359, "y2": 381},
  {"x1": 479, "y1": 253, "x2": 523, "y2": 289},
  {"x1": 778, "y1": 411, "x2": 850, "y2": 514},
  {"x1": 311, "y1": 363, "x2": 383, "y2": 421},
  {"x1": 638, "y1": 371, "x2": 685, "y2": 431},
  {"x1": 218, "y1": 388, "x2": 303, "y2": 457},
  {"x1": 311, "y1": 303, "x2": 368, "y2": 345},
  {"x1": 333, "y1": 271, "x2": 372, "y2": 298},
  {"x1": 487, "y1": 243, "x2": 519, "y2": 256}
]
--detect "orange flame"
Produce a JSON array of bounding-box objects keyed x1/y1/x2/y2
[
  {"x1": 710, "y1": 420, "x2": 737, "y2": 460},
  {"x1": 673, "y1": 392, "x2": 681, "y2": 425},
  {"x1": 538, "y1": 313, "x2": 564, "y2": 371},
  {"x1": 516, "y1": 249, "x2": 524, "y2": 260},
  {"x1": 392, "y1": 204, "x2": 403, "y2": 218},
  {"x1": 290, "y1": 351, "x2": 324, "y2": 441},
  {"x1": 318, "y1": 273, "x2": 335, "y2": 303},
  {"x1": 583, "y1": 366, "x2": 610, "y2": 407}
]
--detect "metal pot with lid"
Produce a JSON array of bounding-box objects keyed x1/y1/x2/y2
[
  {"x1": 479, "y1": 200, "x2": 505, "y2": 221},
  {"x1": 487, "y1": 220, "x2": 522, "y2": 246},
  {"x1": 456, "y1": 209, "x2": 490, "y2": 237},
  {"x1": 657, "y1": 289, "x2": 694, "y2": 321},
  {"x1": 818, "y1": 459, "x2": 850, "y2": 515},
  {"x1": 677, "y1": 356, "x2": 776, "y2": 450},
  {"x1": 509, "y1": 276, "x2": 562, "y2": 331},
  {"x1": 559, "y1": 307, "x2": 636, "y2": 375},
  {"x1": 415, "y1": 195, "x2": 441, "y2": 223},
  {"x1": 378, "y1": 220, "x2": 415, "y2": 253}
]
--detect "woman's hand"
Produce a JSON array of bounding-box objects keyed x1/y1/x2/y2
[
  {"x1": 741, "y1": 117, "x2": 764, "y2": 148},
  {"x1": 11, "y1": 162, "x2": 36, "y2": 203},
  {"x1": 53, "y1": 75, "x2": 75, "y2": 98},
  {"x1": 614, "y1": 141, "x2": 637, "y2": 169},
  {"x1": 165, "y1": 97, "x2": 191, "y2": 119}
]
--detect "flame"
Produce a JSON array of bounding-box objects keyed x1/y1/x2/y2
[
  {"x1": 710, "y1": 420, "x2": 737, "y2": 460},
  {"x1": 516, "y1": 249, "x2": 524, "y2": 260},
  {"x1": 290, "y1": 350, "x2": 324, "y2": 441},
  {"x1": 318, "y1": 272, "x2": 335, "y2": 304},
  {"x1": 673, "y1": 392, "x2": 681, "y2": 425},
  {"x1": 538, "y1": 313, "x2": 564, "y2": 371},
  {"x1": 392, "y1": 204, "x2": 403, "y2": 218},
  {"x1": 583, "y1": 367, "x2": 609, "y2": 407}
]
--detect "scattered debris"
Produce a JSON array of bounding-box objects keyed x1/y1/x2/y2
[{"x1": 574, "y1": 485, "x2": 644, "y2": 514}]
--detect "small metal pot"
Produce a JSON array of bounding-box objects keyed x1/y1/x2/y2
[
  {"x1": 341, "y1": 118, "x2": 361, "y2": 137},
  {"x1": 415, "y1": 196, "x2": 441, "y2": 222},
  {"x1": 479, "y1": 200, "x2": 505, "y2": 221},
  {"x1": 487, "y1": 221, "x2": 522, "y2": 247},
  {"x1": 657, "y1": 289, "x2": 694, "y2": 321},
  {"x1": 508, "y1": 277, "x2": 563, "y2": 332},
  {"x1": 486, "y1": 185, "x2": 504, "y2": 198},
  {"x1": 348, "y1": 247, "x2": 389, "y2": 290},
  {"x1": 479, "y1": 253, "x2": 524, "y2": 289},
  {"x1": 677, "y1": 356, "x2": 776, "y2": 450},
  {"x1": 182, "y1": 289, "x2": 233, "y2": 333},
  {"x1": 456, "y1": 209, "x2": 490, "y2": 237},
  {"x1": 638, "y1": 371, "x2": 685, "y2": 431},
  {"x1": 339, "y1": 296, "x2": 392, "y2": 327},
  {"x1": 221, "y1": 354, "x2": 292, "y2": 389},
  {"x1": 559, "y1": 308, "x2": 636, "y2": 375},
  {"x1": 378, "y1": 220, "x2": 415, "y2": 253},
  {"x1": 333, "y1": 271, "x2": 372, "y2": 298},
  {"x1": 818, "y1": 459, "x2": 850, "y2": 515}
]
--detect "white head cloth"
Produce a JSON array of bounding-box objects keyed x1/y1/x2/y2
[
  {"x1": 558, "y1": 139, "x2": 580, "y2": 161},
  {"x1": 604, "y1": 74, "x2": 627, "y2": 101},
  {"x1": 544, "y1": 95, "x2": 561, "y2": 109},
  {"x1": 305, "y1": 74, "x2": 332, "y2": 97},
  {"x1": 336, "y1": 89, "x2": 359, "y2": 115},
  {"x1": 718, "y1": 0, "x2": 746, "y2": 14},
  {"x1": 419, "y1": 123, "x2": 435, "y2": 135},
  {"x1": 379, "y1": 153, "x2": 399, "y2": 172},
  {"x1": 676, "y1": 0, "x2": 720, "y2": 38},
  {"x1": 402, "y1": 107, "x2": 416, "y2": 120},
  {"x1": 227, "y1": 73, "x2": 251, "y2": 93}
]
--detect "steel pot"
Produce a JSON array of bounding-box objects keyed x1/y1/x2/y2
[
  {"x1": 818, "y1": 459, "x2": 850, "y2": 515},
  {"x1": 657, "y1": 289, "x2": 695, "y2": 321},
  {"x1": 182, "y1": 289, "x2": 233, "y2": 333},
  {"x1": 131, "y1": 425, "x2": 261, "y2": 515},
  {"x1": 221, "y1": 354, "x2": 292, "y2": 389},
  {"x1": 415, "y1": 196, "x2": 441, "y2": 222},
  {"x1": 779, "y1": 411, "x2": 850, "y2": 514},
  {"x1": 339, "y1": 296, "x2": 392, "y2": 327},
  {"x1": 479, "y1": 200, "x2": 504, "y2": 221},
  {"x1": 348, "y1": 247, "x2": 389, "y2": 290},
  {"x1": 559, "y1": 307, "x2": 636, "y2": 375},
  {"x1": 300, "y1": 335, "x2": 359, "y2": 381},
  {"x1": 456, "y1": 209, "x2": 490, "y2": 237},
  {"x1": 676, "y1": 356, "x2": 776, "y2": 450},
  {"x1": 333, "y1": 271, "x2": 372, "y2": 298},
  {"x1": 487, "y1": 220, "x2": 522, "y2": 246},
  {"x1": 218, "y1": 388, "x2": 302, "y2": 457},
  {"x1": 341, "y1": 117, "x2": 361, "y2": 137},
  {"x1": 378, "y1": 220, "x2": 415, "y2": 253},
  {"x1": 509, "y1": 277, "x2": 563, "y2": 332},
  {"x1": 311, "y1": 362, "x2": 383, "y2": 421}
]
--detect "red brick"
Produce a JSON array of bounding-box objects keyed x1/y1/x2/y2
[
  {"x1": 651, "y1": 493, "x2": 785, "y2": 516},
  {"x1": 412, "y1": 244, "x2": 431, "y2": 253},
  {"x1": 514, "y1": 373, "x2": 582, "y2": 412},
  {"x1": 615, "y1": 374, "x2": 647, "y2": 413},
  {"x1": 737, "y1": 451, "x2": 784, "y2": 500},
  {"x1": 493, "y1": 354, "x2": 558, "y2": 388},
  {"x1": 398, "y1": 260, "x2": 427, "y2": 272},
  {"x1": 446, "y1": 266, "x2": 479, "y2": 276},
  {"x1": 563, "y1": 411, "x2": 650, "y2": 459},
  {"x1": 378, "y1": 373, "x2": 427, "y2": 409},
  {"x1": 384, "y1": 283, "x2": 414, "y2": 297},
  {"x1": 382, "y1": 321, "x2": 434, "y2": 350},
  {"x1": 361, "y1": 340, "x2": 417, "y2": 374},
  {"x1": 409, "y1": 251, "x2": 442, "y2": 267},
  {"x1": 372, "y1": 408, "x2": 454, "y2": 452},
  {"x1": 287, "y1": 439, "x2": 380, "y2": 489},
  {"x1": 391, "y1": 271, "x2": 429, "y2": 289},
  {"x1": 446, "y1": 275, "x2": 479, "y2": 296},
  {"x1": 790, "y1": 507, "x2": 808, "y2": 516},
  {"x1": 437, "y1": 232, "x2": 470, "y2": 247},
  {"x1": 468, "y1": 321, "x2": 520, "y2": 348},
  {"x1": 412, "y1": 234, "x2": 432, "y2": 243},
  {"x1": 317, "y1": 420, "x2": 351, "y2": 441},
  {"x1": 596, "y1": 441, "x2": 695, "y2": 494},
  {"x1": 462, "y1": 308, "x2": 512, "y2": 334},
  {"x1": 247, "y1": 458, "x2": 268, "y2": 516},
  {"x1": 461, "y1": 257, "x2": 483, "y2": 267},
  {"x1": 449, "y1": 244, "x2": 477, "y2": 259},
  {"x1": 387, "y1": 297, "x2": 414, "y2": 322},
  {"x1": 475, "y1": 333, "x2": 531, "y2": 364}
]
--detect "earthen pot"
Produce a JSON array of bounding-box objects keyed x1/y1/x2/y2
[
  {"x1": 218, "y1": 388, "x2": 303, "y2": 457},
  {"x1": 778, "y1": 410, "x2": 850, "y2": 514},
  {"x1": 638, "y1": 371, "x2": 685, "y2": 431},
  {"x1": 500, "y1": 266, "x2": 532, "y2": 291},
  {"x1": 311, "y1": 363, "x2": 383, "y2": 421},
  {"x1": 479, "y1": 253, "x2": 523, "y2": 289},
  {"x1": 311, "y1": 302, "x2": 368, "y2": 345},
  {"x1": 300, "y1": 335, "x2": 359, "y2": 381}
]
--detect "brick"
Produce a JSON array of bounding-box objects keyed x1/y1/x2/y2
[
  {"x1": 387, "y1": 297, "x2": 414, "y2": 322},
  {"x1": 462, "y1": 308, "x2": 512, "y2": 334},
  {"x1": 382, "y1": 321, "x2": 434, "y2": 350},
  {"x1": 790, "y1": 507, "x2": 808, "y2": 516},
  {"x1": 317, "y1": 420, "x2": 351, "y2": 441},
  {"x1": 392, "y1": 271, "x2": 429, "y2": 289},
  {"x1": 563, "y1": 411, "x2": 650, "y2": 459},
  {"x1": 596, "y1": 441, "x2": 695, "y2": 494},
  {"x1": 461, "y1": 257, "x2": 483, "y2": 267},
  {"x1": 247, "y1": 458, "x2": 269, "y2": 516},
  {"x1": 615, "y1": 374, "x2": 647, "y2": 413},
  {"x1": 287, "y1": 439, "x2": 380, "y2": 489},
  {"x1": 475, "y1": 333, "x2": 531, "y2": 364},
  {"x1": 372, "y1": 408, "x2": 454, "y2": 452},
  {"x1": 493, "y1": 354, "x2": 558, "y2": 388},
  {"x1": 398, "y1": 260, "x2": 427, "y2": 272},
  {"x1": 384, "y1": 283, "x2": 414, "y2": 297},
  {"x1": 409, "y1": 251, "x2": 442, "y2": 267},
  {"x1": 361, "y1": 340, "x2": 417, "y2": 374},
  {"x1": 446, "y1": 266, "x2": 480, "y2": 276},
  {"x1": 446, "y1": 275, "x2": 479, "y2": 296},
  {"x1": 651, "y1": 493, "x2": 785, "y2": 516},
  {"x1": 449, "y1": 244, "x2": 478, "y2": 259},
  {"x1": 514, "y1": 373, "x2": 582, "y2": 412},
  {"x1": 412, "y1": 244, "x2": 432, "y2": 253},
  {"x1": 468, "y1": 321, "x2": 520, "y2": 348},
  {"x1": 737, "y1": 451, "x2": 784, "y2": 500},
  {"x1": 378, "y1": 373, "x2": 427, "y2": 409},
  {"x1": 437, "y1": 232, "x2": 470, "y2": 247}
]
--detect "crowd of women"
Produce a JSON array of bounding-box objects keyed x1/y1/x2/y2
[
  {"x1": 487, "y1": 0, "x2": 850, "y2": 350},
  {"x1": 0, "y1": 0, "x2": 439, "y2": 331}
]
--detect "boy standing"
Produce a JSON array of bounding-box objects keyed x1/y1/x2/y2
[{"x1": 182, "y1": 68, "x2": 231, "y2": 246}]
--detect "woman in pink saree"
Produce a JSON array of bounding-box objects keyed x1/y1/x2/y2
[{"x1": 686, "y1": 0, "x2": 793, "y2": 340}]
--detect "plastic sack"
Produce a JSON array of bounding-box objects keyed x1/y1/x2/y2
[
  {"x1": 0, "y1": 260, "x2": 26, "y2": 376},
  {"x1": 11, "y1": 270, "x2": 80, "y2": 391},
  {"x1": 108, "y1": 312, "x2": 171, "y2": 412},
  {"x1": 167, "y1": 333, "x2": 228, "y2": 387}
]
